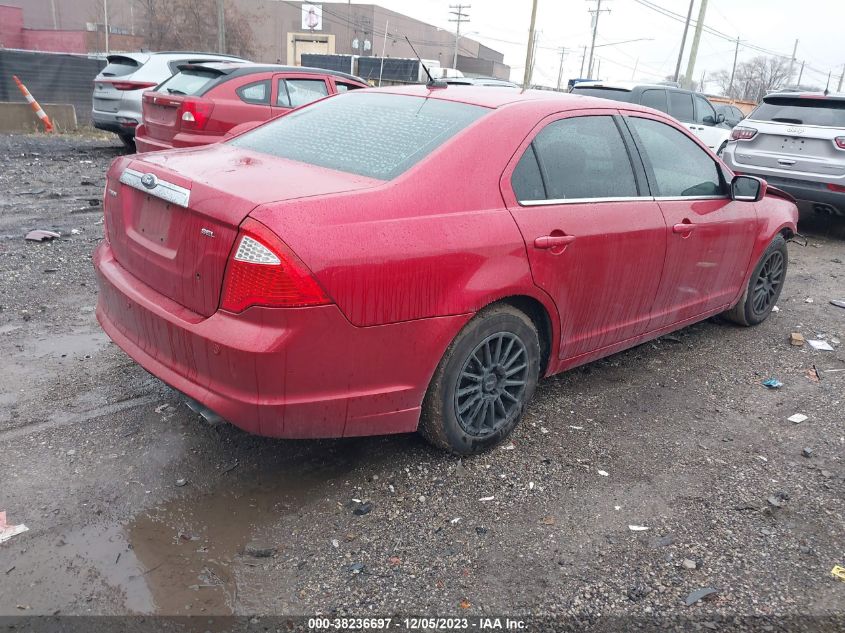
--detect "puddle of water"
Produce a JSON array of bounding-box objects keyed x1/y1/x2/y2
[
  {"x1": 26, "y1": 329, "x2": 109, "y2": 359},
  {"x1": 125, "y1": 446, "x2": 361, "y2": 615}
]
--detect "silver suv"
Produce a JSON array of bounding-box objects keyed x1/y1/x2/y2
[
  {"x1": 722, "y1": 92, "x2": 845, "y2": 216},
  {"x1": 92, "y1": 51, "x2": 248, "y2": 148}
]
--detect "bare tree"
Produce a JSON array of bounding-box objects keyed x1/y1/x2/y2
[
  {"x1": 712, "y1": 56, "x2": 790, "y2": 101},
  {"x1": 133, "y1": 0, "x2": 255, "y2": 58}
]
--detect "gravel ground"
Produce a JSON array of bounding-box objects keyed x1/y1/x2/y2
[{"x1": 0, "y1": 133, "x2": 843, "y2": 631}]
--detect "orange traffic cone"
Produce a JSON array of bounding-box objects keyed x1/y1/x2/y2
[{"x1": 12, "y1": 75, "x2": 54, "y2": 132}]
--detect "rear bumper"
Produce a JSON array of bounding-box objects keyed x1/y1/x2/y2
[
  {"x1": 135, "y1": 126, "x2": 223, "y2": 153},
  {"x1": 723, "y1": 146, "x2": 845, "y2": 213},
  {"x1": 93, "y1": 242, "x2": 468, "y2": 439},
  {"x1": 92, "y1": 108, "x2": 141, "y2": 137}
]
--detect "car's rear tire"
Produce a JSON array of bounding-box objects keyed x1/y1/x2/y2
[
  {"x1": 118, "y1": 133, "x2": 136, "y2": 152},
  {"x1": 420, "y1": 304, "x2": 541, "y2": 455},
  {"x1": 722, "y1": 234, "x2": 788, "y2": 326}
]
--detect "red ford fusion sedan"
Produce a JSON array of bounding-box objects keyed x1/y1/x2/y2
[{"x1": 94, "y1": 85, "x2": 798, "y2": 454}]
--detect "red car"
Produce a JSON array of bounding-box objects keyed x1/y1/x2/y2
[
  {"x1": 94, "y1": 86, "x2": 798, "y2": 455},
  {"x1": 134, "y1": 63, "x2": 367, "y2": 152}
]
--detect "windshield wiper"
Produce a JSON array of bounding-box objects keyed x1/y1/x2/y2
[
  {"x1": 166, "y1": 88, "x2": 187, "y2": 95},
  {"x1": 771, "y1": 117, "x2": 802, "y2": 124}
]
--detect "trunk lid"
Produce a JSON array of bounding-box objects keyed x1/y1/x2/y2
[
  {"x1": 142, "y1": 92, "x2": 184, "y2": 142},
  {"x1": 93, "y1": 81, "x2": 123, "y2": 113},
  {"x1": 106, "y1": 144, "x2": 382, "y2": 317}
]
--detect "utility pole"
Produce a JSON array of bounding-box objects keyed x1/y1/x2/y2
[
  {"x1": 378, "y1": 19, "x2": 388, "y2": 86},
  {"x1": 838, "y1": 64, "x2": 844, "y2": 92},
  {"x1": 684, "y1": 0, "x2": 708, "y2": 89},
  {"x1": 787, "y1": 39, "x2": 798, "y2": 85},
  {"x1": 50, "y1": 0, "x2": 58, "y2": 29},
  {"x1": 448, "y1": 4, "x2": 470, "y2": 70},
  {"x1": 580, "y1": 45, "x2": 587, "y2": 77},
  {"x1": 797, "y1": 60, "x2": 805, "y2": 86},
  {"x1": 217, "y1": 0, "x2": 226, "y2": 54},
  {"x1": 586, "y1": 0, "x2": 611, "y2": 80},
  {"x1": 727, "y1": 36, "x2": 739, "y2": 96},
  {"x1": 522, "y1": 0, "x2": 538, "y2": 89},
  {"x1": 556, "y1": 47, "x2": 566, "y2": 91},
  {"x1": 103, "y1": 0, "x2": 109, "y2": 54},
  {"x1": 595, "y1": 58, "x2": 601, "y2": 79},
  {"x1": 673, "y1": 0, "x2": 695, "y2": 83}
]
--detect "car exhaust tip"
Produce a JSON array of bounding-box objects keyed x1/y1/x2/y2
[{"x1": 184, "y1": 396, "x2": 226, "y2": 426}]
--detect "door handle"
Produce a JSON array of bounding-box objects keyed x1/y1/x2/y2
[
  {"x1": 534, "y1": 234, "x2": 576, "y2": 249},
  {"x1": 777, "y1": 158, "x2": 796, "y2": 165},
  {"x1": 673, "y1": 222, "x2": 697, "y2": 234}
]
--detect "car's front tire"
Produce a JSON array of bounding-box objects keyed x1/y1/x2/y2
[
  {"x1": 723, "y1": 234, "x2": 788, "y2": 326},
  {"x1": 420, "y1": 304, "x2": 541, "y2": 455}
]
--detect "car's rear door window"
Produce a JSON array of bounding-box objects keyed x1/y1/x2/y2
[
  {"x1": 627, "y1": 117, "x2": 724, "y2": 197},
  {"x1": 276, "y1": 78, "x2": 329, "y2": 107},
  {"x1": 231, "y1": 92, "x2": 488, "y2": 180},
  {"x1": 668, "y1": 91, "x2": 694, "y2": 122},
  {"x1": 640, "y1": 89, "x2": 668, "y2": 113},
  {"x1": 335, "y1": 81, "x2": 363, "y2": 93},
  {"x1": 749, "y1": 96, "x2": 845, "y2": 127},
  {"x1": 569, "y1": 87, "x2": 633, "y2": 102},
  {"x1": 237, "y1": 80, "x2": 271, "y2": 104},
  {"x1": 513, "y1": 115, "x2": 638, "y2": 202}
]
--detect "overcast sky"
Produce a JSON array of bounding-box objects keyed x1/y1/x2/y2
[{"x1": 370, "y1": 0, "x2": 844, "y2": 91}]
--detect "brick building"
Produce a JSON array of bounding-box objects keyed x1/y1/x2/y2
[{"x1": 0, "y1": 0, "x2": 509, "y2": 79}]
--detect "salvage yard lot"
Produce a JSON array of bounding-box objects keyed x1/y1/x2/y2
[{"x1": 0, "y1": 133, "x2": 843, "y2": 624}]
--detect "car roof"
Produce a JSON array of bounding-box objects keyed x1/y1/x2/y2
[
  {"x1": 357, "y1": 84, "x2": 660, "y2": 114},
  {"x1": 763, "y1": 91, "x2": 845, "y2": 102},
  {"x1": 573, "y1": 80, "x2": 694, "y2": 93},
  {"x1": 180, "y1": 61, "x2": 365, "y2": 84}
]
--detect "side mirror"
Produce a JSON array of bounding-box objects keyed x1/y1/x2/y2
[
  {"x1": 731, "y1": 175, "x2": 767, "y2": 202},
  {"x1": 702, "y1": 115, "x2": 716, "y2": 126},
  {"x1": 223, "y1": 119, "x2": 264, "y2": 139}
]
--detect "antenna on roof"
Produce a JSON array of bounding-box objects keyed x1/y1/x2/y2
[{"x1": 404, "y1": 36, "x2": 446, "y2": 89}]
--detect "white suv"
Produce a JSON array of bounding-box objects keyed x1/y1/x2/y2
[
  {"x1": 721, "y1": 92, "x2": 845, "y2": 216},
  {"x1": 92, "y1": 51, "x2": 248, "y2": 149},
  {"x1": 570, "y1": 81, "x2": 732, "y2": 153}
]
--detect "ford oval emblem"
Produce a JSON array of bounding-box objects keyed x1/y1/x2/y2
[{"x1": 140, "y1": 173, "x2": 158, "y2": 189}]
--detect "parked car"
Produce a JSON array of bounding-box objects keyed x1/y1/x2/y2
[
  {"x1": 135, "y1": 63, "x2": 367, "y2": 153},
  {"x1": 443, "y1": 76, "x2": 520, "y2": 88},
  {"x1": 715, "y1": 103, "x2": 745, "y2": 127},
  {"x1": 570, "y1": 81, "x2": 732, "y2": 153},
  {"x1": 721, "y1": 92, "x2": 845, "y2": 217},
  {"x1": 94, "y1": 86, "x2": 797, "y2": 455},
  {"x1": 92, "y1": 51, "x2": 248, "y2": 149}
]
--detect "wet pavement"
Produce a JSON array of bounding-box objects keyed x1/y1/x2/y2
[{"x1": 0, "y1": 134, "x2": 844, "y2": 626}]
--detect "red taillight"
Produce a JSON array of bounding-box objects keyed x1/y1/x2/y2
[
  {"x1": 834, "y1": 136, "x2": 845, "y2": 150},
  {"x1": 730, "y1": 126, "x2": 757, "y2": 141},
  {"x1": 827, "y1": 182, "x2": 845, "y2": 193},
  {"x1": 180, "y1": 97, "x2": 214, "y2": 131},
  {"x1": 102, "y1": 80, "x2": 158, "y2": 91},
  {"x1": 220, "y1": 219, "x2": 330, "y2": 313}
]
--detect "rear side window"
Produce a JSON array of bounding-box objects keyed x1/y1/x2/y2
[
  {"x1": 231, "y1": 92, "x2": 488, "y2": 180},
  {"x1": 156, "y1": 69, "x2": 220, "y2": 96},
  {"x1": 569, "y1": 87, "x2": 632, "y2": 103},
  {"x1": 640, "y1": 89, "x2": 668, "y2": 113},
  {"x1": 237, "y1": 80, "x2": 270, "y2": 105},
  {"x1": 277, "y1": 79, "x2": 329, "y2": 107},
  {"x1": 750, "y1": 97, "x2": 845, "y2": 127},
  {"x1": 628, "y1": 117, "x2": 723, "y2": 197},
  {"x1": 101, "y1": 56, "x2": 140, "y2": 77},
  {"x1": 511, "y1": 147, "x2": 545, "y2": 202},
  {"x1": 336, "y1": 82, "x2": 363, "y2": 93},
  {"x1": 516, "y1": 116, "x2": 638, "y2": 201},
  {"x1": 668, "y1": 91, "x2": 694, "y2": 122}
]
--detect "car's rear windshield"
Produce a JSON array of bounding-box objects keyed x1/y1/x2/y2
[
  {"x1": 156, "y1": 68, "x2": 221, "y2": 96},
  {"x1": 750, "y1": 96, "x2": 845, "y2": 127},
  {"x1": 101, "y1": 56, "x2": 141, "y2": 77},
  {"x1": 570, "y1": 87, "x2": 632, "y2": 102},
  {"x1": 229, "y1": 92, "x2": 489, "y2": 180}
]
